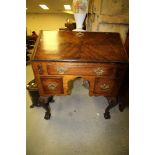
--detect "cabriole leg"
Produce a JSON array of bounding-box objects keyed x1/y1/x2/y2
[
  {"x1": 104, "y1": 97, "x2": 118, "y2": 119},
  {"x1": 38, "y1": 96, "x2": 54, "y2": 120}
]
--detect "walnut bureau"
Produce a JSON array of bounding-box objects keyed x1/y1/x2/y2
[{"x1": 31, "y1": 30, "x2": 128, "y2": 120}]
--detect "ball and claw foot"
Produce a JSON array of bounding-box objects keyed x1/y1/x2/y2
[
  {"x1": 104, "y1": 112, "x2": 111, "y2": 119},
  {"x1": 44, "y1": 112, "x2": 51, "y2": 120}
]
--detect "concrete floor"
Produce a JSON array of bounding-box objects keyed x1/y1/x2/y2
[{"x1": 26, "y1": 64, "x2": 129, "y2": 155}]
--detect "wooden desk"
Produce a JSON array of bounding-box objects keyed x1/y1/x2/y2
[{"x1": 31, "y1": 30, "x2": 128, "y2": 120}]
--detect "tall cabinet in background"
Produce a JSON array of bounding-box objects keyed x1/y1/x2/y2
[{"x1": 87, "y1": 0, "x2": 129, "y2": 43}]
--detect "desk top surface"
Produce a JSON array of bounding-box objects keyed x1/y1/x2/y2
[{"x1": 32, "y1": 31, "x2": 128, "y2": 63}]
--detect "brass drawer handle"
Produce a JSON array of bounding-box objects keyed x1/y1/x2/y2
[
  {"x1": 37, "y1": 64, "x2": 43, "y2": 74},
  {"x1": 94, "y1": 67, "x2": 104, "y2": 76},
  {"x1": 76, "y1": 32, "x2": 84, "y2": 37},
  {"x1": 57, "y1": 66, "x2": 66, "y2": 74},
  {"x1": 48, "y1": 83, "x2": 58, "y2": 90},
  {"x1": 100, "y1": 84, "x2": 110, "y2": 91}
]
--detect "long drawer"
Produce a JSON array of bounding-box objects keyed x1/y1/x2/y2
[{"x1": 33, "y1": 62, "x2": 126, "y2": 78}]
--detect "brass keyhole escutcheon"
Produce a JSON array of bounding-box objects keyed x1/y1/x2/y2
[{"x1": 76, "y1": 32, "x2": 84, "y2": 37}]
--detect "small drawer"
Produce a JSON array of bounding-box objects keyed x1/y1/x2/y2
[
  {"x1": 46, "y1": 62, "x2": 115, "y2": 77},
  {"x1": 94, "y1": 78, "x2": 121, "y2": 96},
  {"x1": 40, "y1": 77, "x2": 64, "y2": 94}
]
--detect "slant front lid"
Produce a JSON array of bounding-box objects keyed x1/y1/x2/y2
[{"x1": 32, "y1": 31, "x2": 128, "y2": 63}]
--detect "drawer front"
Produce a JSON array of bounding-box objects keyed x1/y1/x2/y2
[
  {"x1": 94, "y1": 78, "x2": 121, "y2": 96},
  {"x1": 40, "y1": 77, "x2": 64, "y2": 94},
  {"x1": 46, "y1": 62, "x2": 116, "y2": 77}
]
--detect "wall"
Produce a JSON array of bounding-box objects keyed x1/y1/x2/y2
[{"x1": 26, "y1": 13, "x2": 74, "y2": 35}]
